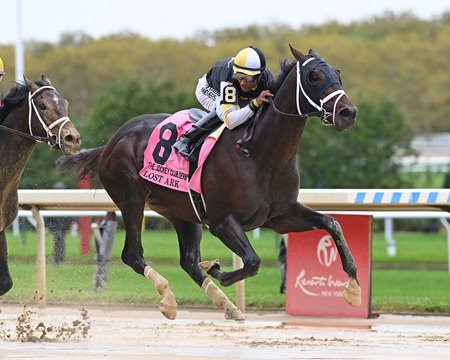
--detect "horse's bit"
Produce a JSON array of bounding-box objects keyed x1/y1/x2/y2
[{"x1": 28, "y1": 85, "x2": 72, "y2": 148}]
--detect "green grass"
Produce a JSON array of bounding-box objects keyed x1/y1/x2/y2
[
  {"x1": 372, "y1": 269, "x2": 450, "y2": 313},
  {"x1": 2, "y1": 227, "x2": 450, "y2": 313},
  {"x1": 372, "y1": 231, "x2": 448, "y2": 264},
  {"x1": 4, "y1": 262, "x2": 286, "y2": 308},
  {"x1": 8, "y1": 228, "x2": 280, "y2": 265}
]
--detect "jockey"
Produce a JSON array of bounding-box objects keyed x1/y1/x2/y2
[{"x1": 172, "y1": 46, "x2": 274, "y2": 159}]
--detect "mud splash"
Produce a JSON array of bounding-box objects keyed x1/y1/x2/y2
[{"x1": 0, "y1": 305, "x2": 90, "y2": 342}]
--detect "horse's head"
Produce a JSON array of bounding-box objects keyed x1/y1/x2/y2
[
  {"x1": 290, "y1": 45, "x2": 357, "y2": 132},
  {"x1": 24, "y1": 76, "x2": 81, "y2": 155}
]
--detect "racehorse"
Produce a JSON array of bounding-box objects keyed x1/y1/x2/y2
[
  {"x1": 0, "y1": 76, "x2": 81, "y2": 296},
  {"x1": 58, "y1": 45, "x2": 359, "y2": 320}
]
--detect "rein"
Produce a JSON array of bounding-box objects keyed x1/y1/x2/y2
[
  {"x1": 0, "y1": 124, "x2": 56, "y2": 143},
  {"x1": 270, "y1": 97, "x2": 322, "y2": 118},
  {"x1": 0, "y1": 85, "x2": 71, "y2": 147},
  {"x1": 235, "y1": 97, "x2": 322, "y2": 157},
  {"x1": 234, "y1": 56, "x2": 348, "y2": 156}
]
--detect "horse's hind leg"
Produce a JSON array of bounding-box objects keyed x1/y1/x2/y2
[
  {"x1": 0, "y1": 230, "x2": 13, "y2": 295},
  {"x1": 267, "y1": 202, "x2": 361, "y2": 307},
  {"x1": 172, "y1": 218, "x2": 244, "y2": 320},
  {"x1": 103, "y1": 177, "x2": 177, "y2": 319},
  {"x1": 143, "y1": 265, "x2": 177, "y2": 319},
  {"x1": 122, "y1": 203, "x2": 177, "y2": 319},
  {"x1": 125, "y1": 206, "x2": 177, "y2": 319}
]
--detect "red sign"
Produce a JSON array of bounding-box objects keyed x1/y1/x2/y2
[
  {"x1": 79, "y1": 177, "x2": 91, "y2": 256},
  {"x1": 286, "y1": 214, "x2": 372, "y2": 318}
]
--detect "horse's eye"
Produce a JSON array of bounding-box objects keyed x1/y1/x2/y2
[
  {"x1": 38, "y1": 103, "x2": 46, "y2": 111},
  {"x1": 308, "y1": 71, "x2": 320, "y2": 84}
]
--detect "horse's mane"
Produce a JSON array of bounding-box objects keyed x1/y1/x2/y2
[
  {"x1": 268, "y1": 60, "x2": 296, "y2": 94},
  {"x1": 0, "y1": 79, "x2": 46, "y2": 124}
]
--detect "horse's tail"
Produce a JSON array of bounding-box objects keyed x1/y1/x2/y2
[{"x1": 57, "y1": 146, "x2": 104, "y2": 184}]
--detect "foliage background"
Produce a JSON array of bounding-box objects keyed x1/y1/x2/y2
[{"x1": 1, "y1": 12, "x2": 448, "y2": 188}]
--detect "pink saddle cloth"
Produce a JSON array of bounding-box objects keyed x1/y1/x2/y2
[{"x1": 139, "y1": 110, "x2": 224, "y2": 194}]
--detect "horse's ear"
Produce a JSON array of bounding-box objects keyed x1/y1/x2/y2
[
  {"x1": 308, "y1": 49, "x2": 321, "y2": 59},
  {"x1": 24, "y1": 76, "x2": 38, "y2": 93},
  {"x1": 41, "y1": 75, "x2": 53, "y2": 86},
  {"x1": 63, "y1": 98, "x2": 69, "y2": 112},
  {"x1": 289, "y1": 44, "x2": 306, "y2": 62}
]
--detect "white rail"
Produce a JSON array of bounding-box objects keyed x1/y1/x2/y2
[{"x1": 17, "y1": 188, "x2": 450, "y2": 211}]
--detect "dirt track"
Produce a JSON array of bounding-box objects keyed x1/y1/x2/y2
[{"x1": 0, "y1": 303, "x2": 449, "y2": 359}]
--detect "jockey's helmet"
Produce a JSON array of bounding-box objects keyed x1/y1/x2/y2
[
  {"x1": 0, "y1": 57, "x2": 5, "y2": 75},
  {"x1": 232, "y1": 46, "x2": 266, "y2": 76}
]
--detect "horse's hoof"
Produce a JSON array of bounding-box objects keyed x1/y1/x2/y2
[
  {"x1": 224, "y1": 307, "x2": 246, "y2": 321},
  {"x1": 159, "y1": 301, "x2": 177, "y2": 320},
  {"x1": 0, "y1": 277, "x2": 13, "y2": 296},
  {"x1": 343, "y1": 278, "x2": 361, "y2": 307}
]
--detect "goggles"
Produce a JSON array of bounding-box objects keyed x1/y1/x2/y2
[{"x1": 233, "y1": 72, "x2": 259, "y2": 83}]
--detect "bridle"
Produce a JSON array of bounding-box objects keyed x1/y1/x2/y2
[
  {"x1": 272, "y1": 57, "x2": 348, "y2": 126},
  {"x1": 28, "y1": 85, "x2": 71, "y2": 147},
  {"x1": 0, "y1": 85, "x2": 71, "y2": 147}
]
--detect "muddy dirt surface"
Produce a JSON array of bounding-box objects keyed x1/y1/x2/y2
[{"x1": 0, "y1": 303, "x2": 449, "y2": 359}]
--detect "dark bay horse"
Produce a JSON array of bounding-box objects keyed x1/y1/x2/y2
[
  {"x1": 59, "y1": 46, "x2": 359, "y2": 320},
  {"x1": 0, "y1": 76, "x2": 81, "y2": 296}
]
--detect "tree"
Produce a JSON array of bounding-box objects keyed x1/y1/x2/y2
[
  {"x1": 13, "y1": 13, "x2": 450, "y2": 133},
  {"x1": 298, "y1": 98, "x2": 414, "y2": 188},
  {"x1": 83, "y1": 76, "x2": 197, "y2": 148}
]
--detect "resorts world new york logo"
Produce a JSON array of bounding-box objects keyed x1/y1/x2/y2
[
  {"x1": 317, "y1": 235, "x2": 338, "y2": 268},
  {"x1": 294, "y1": 235, "x2": 347, "y2": 297}
]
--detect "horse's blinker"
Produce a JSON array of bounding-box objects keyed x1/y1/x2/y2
[
  {"x1": 297, "y1": 57, "x2": 348, "y2": 126},
  {"x1": 300, "y1": 57, "x2": 341, "y2": 105}
]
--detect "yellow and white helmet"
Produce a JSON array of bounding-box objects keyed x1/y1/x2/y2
[
  {"x1": 0, "y1": 57, "x2": 5, "y2": 75},
  {"x1": 232, "y1": 46, "x2": 266, "y2": 76}
]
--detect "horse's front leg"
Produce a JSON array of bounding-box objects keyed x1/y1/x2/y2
[
  {"x1": 0, "y1": 230, "x2": 13, "y2": 295},
  {"x1": 202, "y1": 216, "x2": 261, "y2": 287},
  {"x1": 172, "y1": 217, "x2": 244, "y2": 321},
  {"x1": 267, "y1": 202, "x2": 361, "y2": 307}
]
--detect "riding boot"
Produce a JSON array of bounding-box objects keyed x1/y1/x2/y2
[{"x1": 172, "y1": 111, "x2": 221, "y2": 159}]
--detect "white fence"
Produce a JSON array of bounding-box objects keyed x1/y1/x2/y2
[
  {"x1": 16, "y1": 189, "x2": 450, "y2": 305},
  {"x1": 18, "y1": 188, "x2": 450, "y2": 212}
]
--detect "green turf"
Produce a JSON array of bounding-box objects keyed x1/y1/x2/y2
[
  {"x1": 372, "y1": 231, "x2": 448, "y2": 264},
  {"x1": 2, "y1": 227, "x2": 450, "y2": 313}
]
